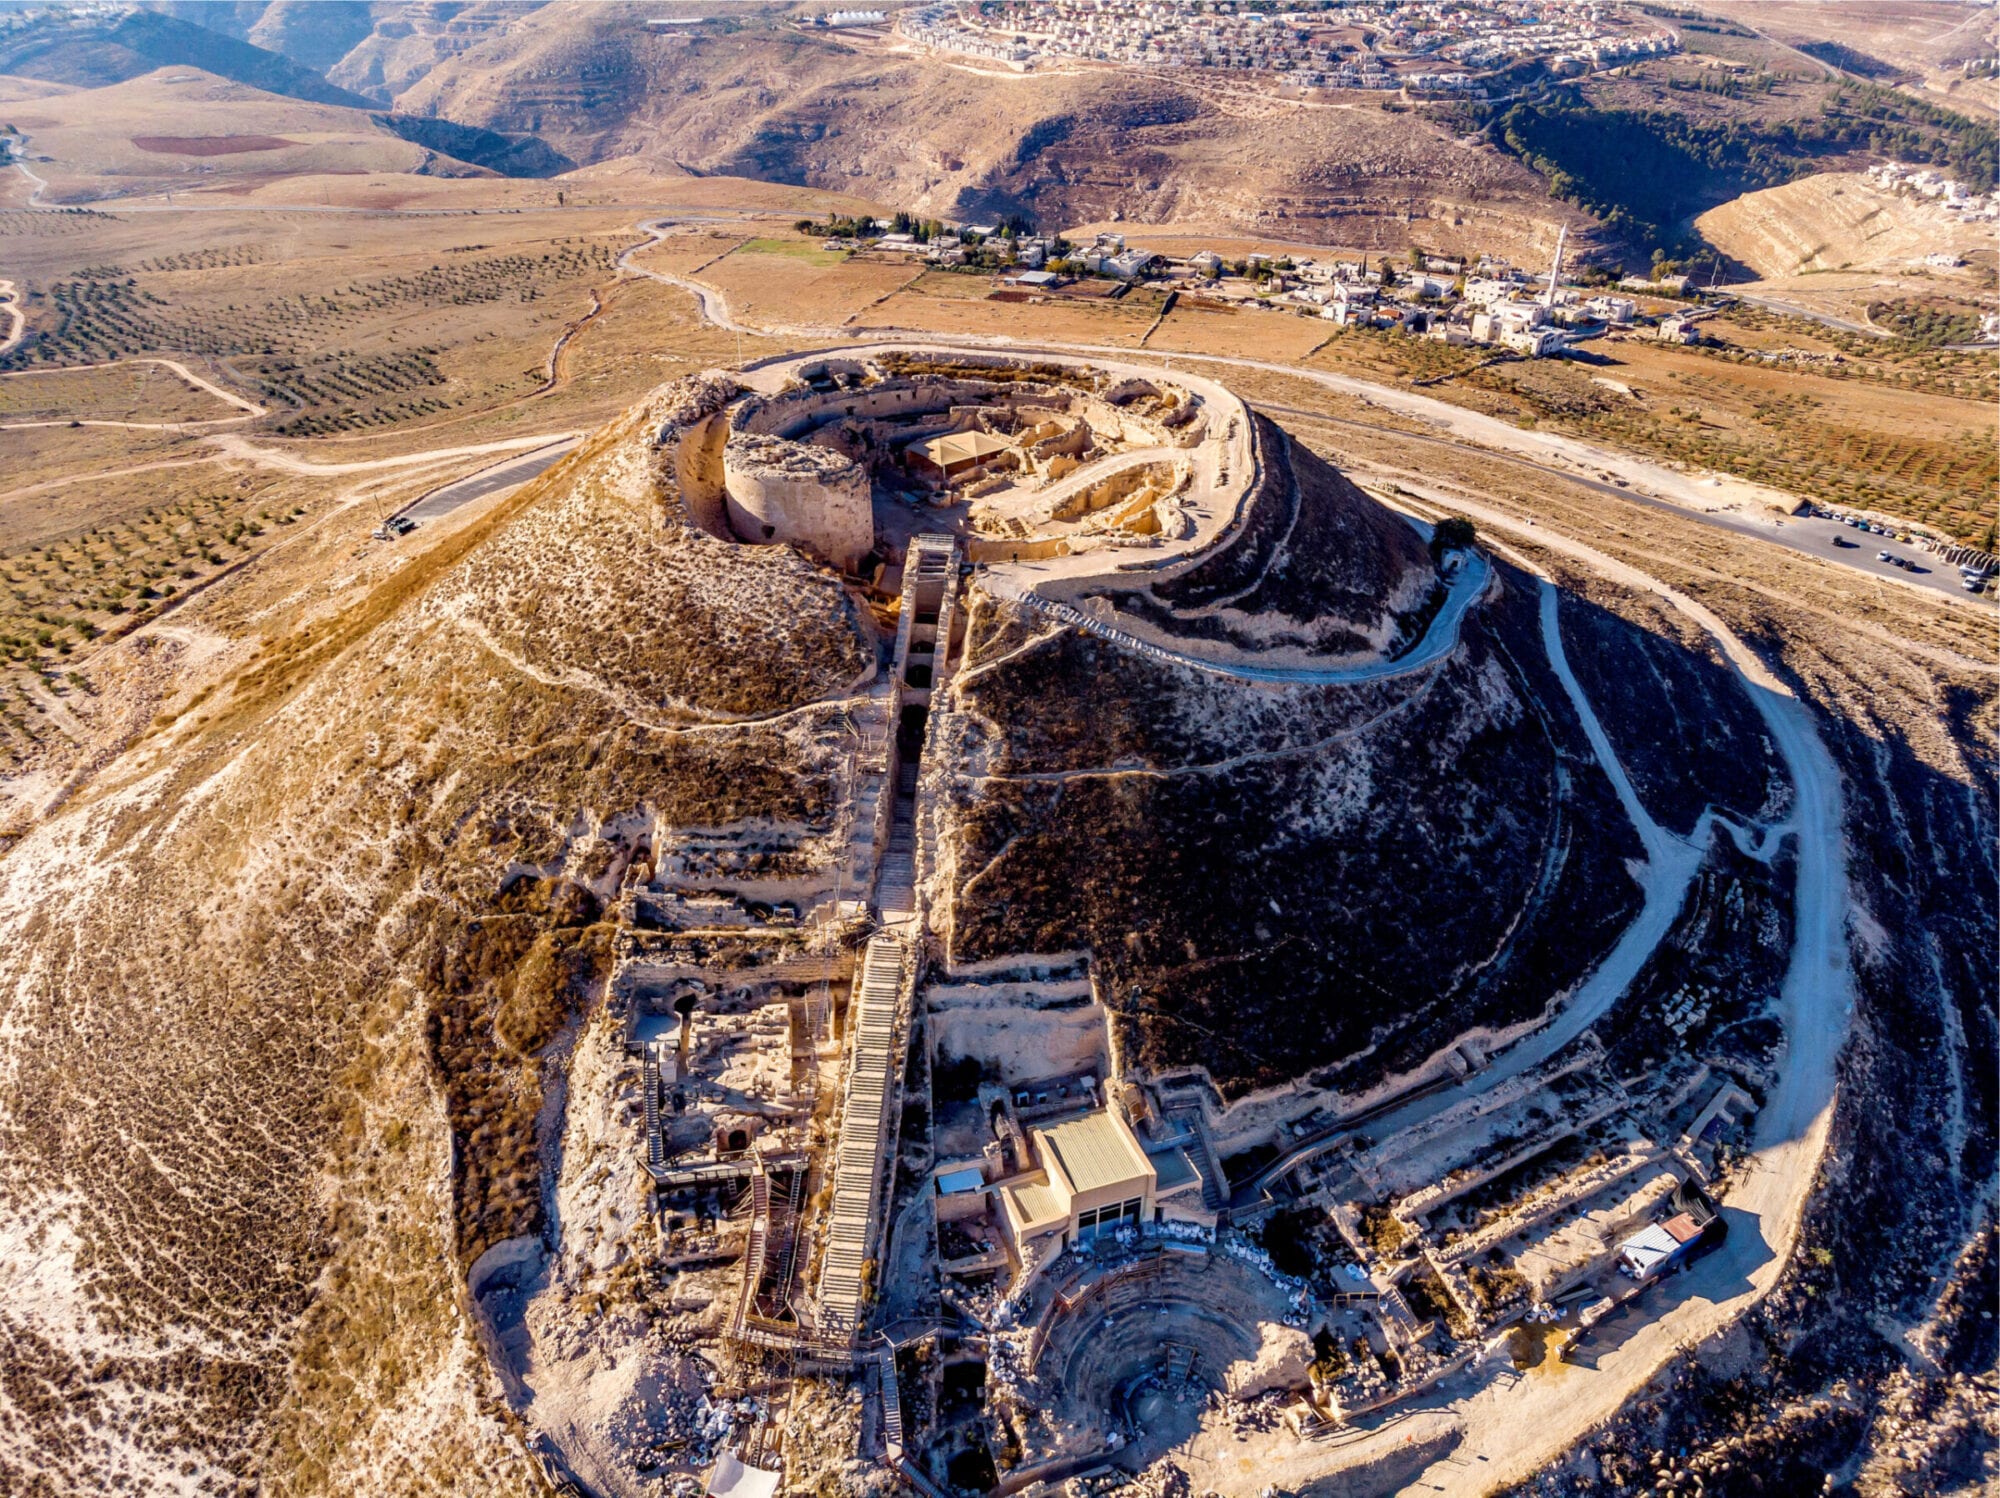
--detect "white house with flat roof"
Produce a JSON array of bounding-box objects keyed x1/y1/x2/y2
[{"x1": 999, "y1": 1108, "x2": 1156, "y2": 1253}]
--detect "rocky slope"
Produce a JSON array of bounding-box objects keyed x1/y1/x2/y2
[
  {"x1": 1508, "y1": 548, "x2": 1998, "y2": 1498},
  {"x1": 933, "y1": 513, "x2": 1650, "y2": 1101},
  {"x1": 1694, "y1": 169, "x2": 1994, "y2": 277},
  {"x1": 0, "y1": 384, "x2": 870, "y2": 1494}
]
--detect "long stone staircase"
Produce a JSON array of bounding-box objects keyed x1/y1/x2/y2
[
  {"x1": 875, "y1": 761, "x2": 919, "y2": 920},
  {"x1": 876, "y1": 1341, "x2": 905, "y2": 1457},
  {"x1": 641, "y1": 1046, "x2": 664, "y2": 1175},
  {"x1": 818, "y1": 932, "x2": 908, "y2": 1338}
]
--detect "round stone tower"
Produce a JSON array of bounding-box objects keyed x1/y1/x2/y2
[{"x1": 720, "y1": 432, "x2": 873, "y2": 573}]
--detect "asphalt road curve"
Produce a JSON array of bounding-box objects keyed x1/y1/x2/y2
[{"x1": 397, "y1": 441, "x2": 578, "y2": 524}]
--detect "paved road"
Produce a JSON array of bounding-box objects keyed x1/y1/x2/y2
[
  {"x1": 1255, "y1": 400, "x2": 1992, "y2": 607},
  {"x1": 1770, "y1": 513, "x2": 1985, "y2": 596},
  {"x1": 1727, "y1": 290, "x2": 1885, "y2": 338},
  {"x1": 397, "y1": 440, "x2": 579, "y2": 523},
  {"x1": 617, "y1": 243, "x2": 1987, "y2": 611}
]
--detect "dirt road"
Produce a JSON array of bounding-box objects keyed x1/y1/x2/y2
[
  {"x1": 0, "y1": 280, "x2": 22, "y2": 356},
  {"x1": 0, "y1": 356, "x2": 268, "y2": 431},
  {"x1": 1368, "y1": 495, "x2": 1853, "y2": 1497},
  {"x1": 204, "y1": 430, "x2": 579, "y2": 477}
]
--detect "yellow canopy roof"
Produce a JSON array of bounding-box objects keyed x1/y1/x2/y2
[{"x1": 917, "y1": 430, "x2": 1013, "y2": 468}]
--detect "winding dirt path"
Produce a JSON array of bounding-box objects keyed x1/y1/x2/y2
[
  {"x1": 0, "y1": 356, "x2": 268, "y2": 431},
  {"x1": 203, "y1": 430, "x2": 579, "y2": 477},
  {"x1": 1374, "y1": 494, "x2": 1853, "y2": 1498},
  {"x1": 0, "y1": 280, "x2": 22, "y2": 357}
]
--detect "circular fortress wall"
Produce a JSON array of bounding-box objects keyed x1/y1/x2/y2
[{"x1": 721, "y1": 431, "x2": 873, "y2": 572}]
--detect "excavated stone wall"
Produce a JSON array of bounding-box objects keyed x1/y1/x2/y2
[
  {"x1": 720, "y1": 432, "x2": 873, "y2": 572},
  {"x1": 674, "y1": 410, "x2": 730, "y2": 540}
]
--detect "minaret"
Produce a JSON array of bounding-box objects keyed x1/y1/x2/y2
[{"x1": 1543, "y1": 225, "x2": 1567, "y2": 310}]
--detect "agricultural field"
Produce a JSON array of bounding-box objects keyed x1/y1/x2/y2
[
  {"x1": 696, "y1": 242, "x2": 922, "y2": 329},
  {"x1": 627, "y1": 228, "x2": 752, "y2": 277},
  {"x1": 0, "y1": 360, "x2": 244, "y2": 423},
  {"x1": 4, "y1": 228, "x2": 628, "y2": 434},
  {"x1": 1303, "y1": 322, "x2": 1500, "y2": 385},
  {"x1": 861, "y1": 270, "x2": 1165, "y2": 345},
  {"x1": 0, "y1": 468, "x2": 329, "y2": 776},
  {"x1": 0, "y1": 177, "x2": 865, "y2": 795},
  {"x1": 1142, "y1": 297, "x2": 1334, "y2": 362},
  {"x1": 1417, "y1": 317, "x2": 1999, "y2": 544}
]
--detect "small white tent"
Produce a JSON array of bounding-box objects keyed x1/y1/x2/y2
[{"x1": 705, "y1": 1453, "x2": 780, "y2": 1498}]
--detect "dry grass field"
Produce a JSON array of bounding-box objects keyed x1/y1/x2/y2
[
  {"x1": 627, "y1": 228, "x2": 752, "y2": 277},
  {"x1": 697, "y1": 241, "x2": 921, "y2": 329},
  {"x1": 3, "y1": 71, "x2": 429, "y2": 202},
  {"x1": 1425, "y1": 328, "x2": 1997, "y2": 543},
  {"x1": 1702, "y1": 1, "x2": 2000, "y2": 119},
  {"x1": 862, "y1": 270, "x2": 1164, "y2": 344},
  {"x1": 1142, "y1": 298, "x2": 1335, "y2": 361},
  {"x1": 0, "y1": 359, "x2": 243, "y2": 422}
]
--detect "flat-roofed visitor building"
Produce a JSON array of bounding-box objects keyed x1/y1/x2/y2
[{"x1": 1000, "y1": 1108, "x2": 1157, "y2": 1252}]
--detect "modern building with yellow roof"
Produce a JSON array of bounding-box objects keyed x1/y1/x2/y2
[{"x1": 998, "y1": 1107, "x2": 1156, "y2": 1252}]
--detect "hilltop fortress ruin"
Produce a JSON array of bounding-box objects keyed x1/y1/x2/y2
[
  {"x1": 655, "y1": 345, "x2": 1437, "y2": 657},
  {"x1": 453, "y1": 346, "x2": 1791, "y2": 1498},
  {"x1": 660, "y1": 348, "x2": 1238, "y2": 579}
]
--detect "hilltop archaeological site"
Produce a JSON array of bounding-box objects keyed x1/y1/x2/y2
[
  {"x1": 0, "y1": 305, "x2": 1986, "y2": 1498},
  {"x1": 0, "y1": 4, "x2": 1993, "y2": 1497}
]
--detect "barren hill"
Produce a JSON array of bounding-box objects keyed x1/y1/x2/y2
[
  {"x1": 387, "y1": 5, "x2": 1581, "y2": 257},
  {"x1": 0, "y1": 5, "x2": 372, "y2": 107},
  {"x1": 935, "y1": 554, "x2": 1663, "y2": 1100},
  {"x1": 0, "y1": 69, "x2": 495, "y2": 200},
  {"x1": 1696, "y1": 168, "x2": 1994, "y2": 277},
  {"x1": 139, "y1": 0, "x2": 553, "y2": 104},
  {"x1": 0, "y1": 388, "x2": 869, "y2": 1494}
]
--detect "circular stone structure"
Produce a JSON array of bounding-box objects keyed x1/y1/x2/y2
[
  {"x1": 658, "y1": 344, "x2": 1253, "y2": 584},
  {"x1": 1027, "y1": 1250, "x2": 1301, "y2": 1466},
  {"x1": 720, "y1": 430, "x2": 872, "y2": 571},
  {"x1": 653, "y1": 343, "x2": 1438, "y2": 678}
]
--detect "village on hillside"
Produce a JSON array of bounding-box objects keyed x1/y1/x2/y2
[{"x1": 896, "y1": 0, "x2": 1677, "y2": 94}]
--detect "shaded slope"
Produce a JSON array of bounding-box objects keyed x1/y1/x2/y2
[
  {"x1": 936, "y1": 558, "x2": 1646, "y2": 1099},
  {"x1": 0, "y1": 9, "x2": 372, "y2": 108},
  {"x1": 1086, "y1": 421, "x2": 1438, "y2": 662}
]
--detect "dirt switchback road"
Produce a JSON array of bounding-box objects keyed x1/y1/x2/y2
[{"x1": 1375, "y1": 498, "x2": 1853, "y2": 1497}]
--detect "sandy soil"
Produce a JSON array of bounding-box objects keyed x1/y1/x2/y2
[{"x1": 5, "y1": 71, "x2": 428, "y2": 202}]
